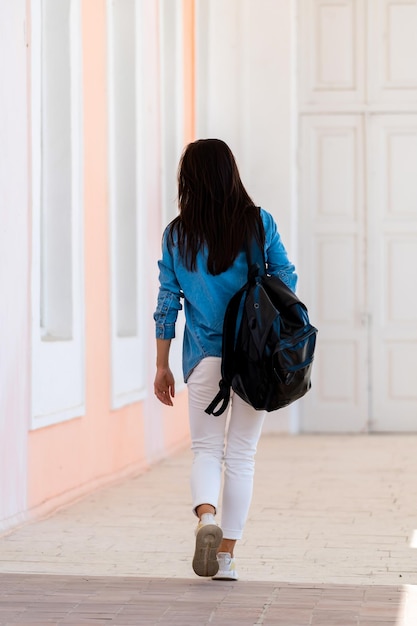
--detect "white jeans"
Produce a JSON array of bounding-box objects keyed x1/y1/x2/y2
[{"x1": 187, "y1": 357, "x2": 266, "y2": 540}]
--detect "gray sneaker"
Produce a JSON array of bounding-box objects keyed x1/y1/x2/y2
[{"x1": 192, "y1": 514, "x2": 223, "y2": 577}]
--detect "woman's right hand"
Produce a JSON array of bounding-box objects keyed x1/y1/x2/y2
[{"x1": 154, "y1": 367, "x2": 175, "y2": 406}]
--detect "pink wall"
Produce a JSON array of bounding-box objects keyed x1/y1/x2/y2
[
  {"x1": 26, "y1": 0, "x2": 195, "y2": 513},
  {"x1": 27, "y1": 0, "x2": 146, "y2": 510},
  {"x1": 183, "y1": 0, "x2": 195, "y2": 145}
]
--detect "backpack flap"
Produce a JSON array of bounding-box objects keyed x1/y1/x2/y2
[{"x1": 242, "y1": 279, "x2": 279, "y2": 357}]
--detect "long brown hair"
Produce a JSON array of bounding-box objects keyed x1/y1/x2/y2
[{"x1": 168, "y1": 138, "x2": 264, "y2": 275}]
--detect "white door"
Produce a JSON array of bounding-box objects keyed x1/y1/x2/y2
[
  {"x1": 368, "y1": 114, "x2": 417, "y2": 430},
  {"x1": 298, "y1": 114, "x2": 368, "y2": 432},
  {"x1": 298, "y1": 0, "x2": 417, "y2": 432}
]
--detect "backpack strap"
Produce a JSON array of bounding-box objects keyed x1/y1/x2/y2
[
  {"x1": 204, "y1": 282, "x2": 248, "y2": 416},
  {"x1": 245, "y1": 215, "x2": 267, "y2": 276}
]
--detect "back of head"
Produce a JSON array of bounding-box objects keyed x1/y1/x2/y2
[
  {"x1": 171, "y1": 138, "x2": 263, "y2": 275},
  {"x1": 178, "y1": 138, "x2": 240, "y2": 210}
]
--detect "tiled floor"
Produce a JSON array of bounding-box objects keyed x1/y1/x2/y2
[
  {"x1": 0, "y1": 574, "x2": 410, "y2": 625},
  {"x1": 1, "y1": 435, "x2": 417, "y2": 624}
]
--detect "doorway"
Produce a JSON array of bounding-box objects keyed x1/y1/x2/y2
[{"x1": 297, "y1": 0, "x2": 417, "y2": 432}]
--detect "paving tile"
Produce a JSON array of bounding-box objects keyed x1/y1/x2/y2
[{"x1": 0, "y1": 574, "x2": 408, "y2": 625}]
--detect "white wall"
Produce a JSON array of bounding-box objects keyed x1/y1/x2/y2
[
  {"x1": 140, "y1": 0, "x2": 175, "y2": 461},
  {"x1": 196, "y1": 0, "x2": 296, "y2": 243},
  {"x1": 195, "y1": 0, "x2": 298, "y2": 432},
  {"x1": 0, "y1": 0, "x2": 30, "y2": 530}
]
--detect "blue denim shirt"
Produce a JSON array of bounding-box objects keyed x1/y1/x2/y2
[{"x1": 154, "y1": 208, "x2": 297, "y2": 382}]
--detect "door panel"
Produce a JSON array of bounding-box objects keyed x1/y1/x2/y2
[
  {"x1": 299, "y1": 0, "x2": 365, "y2": 106},
  {"x1": 368, "y1": 115, "x2": 417, "y2": 430},
  {"x1": 368, "y1": 0, "x2": 417, "y2": 105},
  {"x1": 299, "y1": 115, "x2": 368, "y2": 432}
]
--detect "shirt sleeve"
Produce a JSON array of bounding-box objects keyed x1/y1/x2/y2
[
  {"x1": 153, "y1": 229, "x2": 183, "y2": 339},
  {"x1": 262, "y1": 210, "x2": 298, "y2": 292}
]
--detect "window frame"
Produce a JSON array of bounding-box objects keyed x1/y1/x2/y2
[{"x1": 30, "y1": 0, "x2": 85, "y2": 430}]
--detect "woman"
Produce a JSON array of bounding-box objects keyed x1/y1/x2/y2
[{"x1": 153, "y1": 139, "x2": 297, "y2": 580}]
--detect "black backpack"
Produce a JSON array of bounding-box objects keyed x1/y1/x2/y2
[{"x1": 205, "y1": 235, "x2": 318, "y2": 417}]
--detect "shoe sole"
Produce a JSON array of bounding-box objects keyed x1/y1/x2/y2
[
  {"x1": 212, "y1": 573, "x2": 239, "y2": 581},
  {"x1": 192, "y1": 524, "x2": 223, "y2": 577}
]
